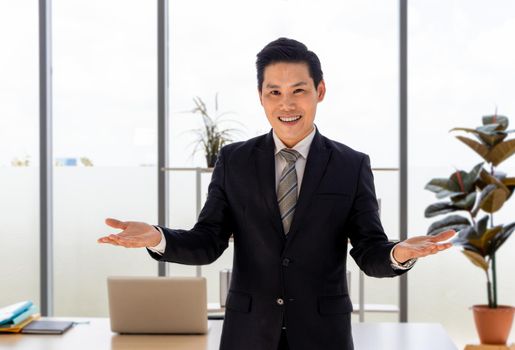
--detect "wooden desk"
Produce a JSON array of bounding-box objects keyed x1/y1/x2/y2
[
  {"x1": 0, "y1": 318, "x2": 457, "y2": 350},
  {"x1": 465, "y1": 345, "x2": 515, "y2": 350}
]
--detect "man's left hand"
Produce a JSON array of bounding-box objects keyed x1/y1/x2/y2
[{"x1": 392, "y1": 230, "x2": 456, "y2": 264}]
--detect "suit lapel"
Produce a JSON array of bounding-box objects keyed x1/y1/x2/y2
[
  {"x1": 254, "y1": 131, "x2": 284, "y2": 236},
  {"x1": 286, "y1": 129, "x2": 331, "y2": 243}
]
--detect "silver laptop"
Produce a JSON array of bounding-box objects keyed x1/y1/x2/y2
[{"x1": 107, "y1": 276, "x2": 208, "y2": 334}]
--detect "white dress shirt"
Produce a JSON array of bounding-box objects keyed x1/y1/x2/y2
[{"x1": 148, "y1": 125, "x2": 414, "y2": 269}]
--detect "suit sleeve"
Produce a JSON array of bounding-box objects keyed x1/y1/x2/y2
[
  {"x1": 346, "y1": 154, "x2": 410, "y2": 277},
  {"x1": 147, "y1": 147, "x2": 233, "y2": 265}
]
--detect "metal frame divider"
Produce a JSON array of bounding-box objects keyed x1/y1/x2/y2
[
  {"x1": 399, "y1": 0, "x2": 409, "y2": 323},
  {"x1": 39, "y1": 0, "x2": 53, "y2": 316},
  {"x1": 157, "y1": 0, "x2": 170, "y2": 277}
]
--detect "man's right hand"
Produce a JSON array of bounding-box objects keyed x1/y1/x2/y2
[{"x1": 97, "y1": 218, "x2": 162, "y2": 248}]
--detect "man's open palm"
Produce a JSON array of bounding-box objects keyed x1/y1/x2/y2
[
  {"x1": 97, "y1": 218, "x2": 161, "y2": 248},
  {"x1": 392, "y1": 230, "x2": 456, "y2": 263}
]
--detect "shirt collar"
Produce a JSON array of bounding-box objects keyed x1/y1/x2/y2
[{"x1": 272, "y1": 125, "x2": 317, "y2": 159}]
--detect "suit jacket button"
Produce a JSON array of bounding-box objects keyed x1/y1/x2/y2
[
  {"x1": 276, "y1": 298, "x2": 284, "y2": 305},
  {"x1": 282, "y1": 258, "x2": 290, "y2": 266}
]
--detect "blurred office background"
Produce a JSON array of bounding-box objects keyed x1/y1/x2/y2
[{"x1": 1, "y1": 0, "x2": 514, "y2": 348}]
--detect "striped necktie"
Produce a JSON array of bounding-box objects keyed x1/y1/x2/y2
[{"x1": 277, "y1": 148, "x2": 301, "y2": 235}]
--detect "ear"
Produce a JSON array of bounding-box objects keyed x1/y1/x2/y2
[
  {"x1": 317, "y1": 80, "x2": 326, "y2": 102},
  {"x1": 258, "y1": 88, "x2": 264, "y2": 106}
]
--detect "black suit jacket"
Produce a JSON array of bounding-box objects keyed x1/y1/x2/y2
[{"x1": 148, "y1": 128, "x2": 409, "y2": 350}]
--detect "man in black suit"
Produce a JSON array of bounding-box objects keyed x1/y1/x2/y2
[{"x1": 99, "y1": 38, "x2": 454, "y2": 350}]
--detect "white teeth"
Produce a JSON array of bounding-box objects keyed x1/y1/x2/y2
[{"x1": 279, "y1": 115, "x2": 301, "y2": 122}]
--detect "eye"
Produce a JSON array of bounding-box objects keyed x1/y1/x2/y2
[
  {"x1": 294, "y1": 89, "x2": 304, "y2": 93},
  {"x1": 270, "y1": 90, "x2": 280, "y2": 96}
]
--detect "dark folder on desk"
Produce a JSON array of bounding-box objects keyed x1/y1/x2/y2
[{"x1": 21, "y1": 320, "x2": 73, "y2": 334}]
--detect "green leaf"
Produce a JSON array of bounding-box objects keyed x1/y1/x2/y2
[
  {"x1": 476, "y1": 132, "x2": 508, "y2": 147},
  {"x1": 452, "y1": 216, "x2": 500, "y2": 256},
  {"x1": 462, "y1": 249, "x2": 489, "y2": 271},
  {"x1": 476, "y1": 215, "x2": 490, "y2": 235},
  {"x1": 493, "y1": 170, "x2": 507, "y2": 180},
  {"x1": 483, "y1": 115, "x2": 509, "y2": 130},
  {"x1": 427, "y1": 215, "x2": 471, "y2": 236},
  {"x1": 469, "y1": 226, "x2": 502, "y2": 253},
  {"x1": 449, "y1": 170, "x2": 471, "y2": 193},
  {"x1": 451, "y1": 127, "x2": 507, "y2": 147},
  {"x1": 450, "y1": 127, "x2": 480, "y2": 134},
  {"x1": 459, "y1": 242, "x2": 482, "y2": 255},
  {"x1": 489, "y1": 223, "x2": 515, "y2": 255},
  {"x1": 502, "y1": 177, "x2": 515, "y2": 199},
  {"x1": 479, "y1": 185, "x2": 508, "y2": 213},
  {"x1": 455, "y1": 136, "x2": 490, "y2": 160},
  {"x1": 424, "y1": 202, "x2": 457, "y2": 218},
  {"x1": 486, "y1": 138, "x2": 515, "y2": 166},
  {"x1": 424, "y1": 178, "x2": 463, "y2": 199},
  {"x1": 425, "y1": 178, "x2": 450, "y2": 193},
  {"x1": 449, "y1": 163, "x2": 483, "y2": 193},
  {"x1": 456, "y1": 135, "x2": 490, "y2": 156},
  {"x1": 477, "y1": 124, "x2": 502, "y2": 133},
  {"x1": 425, "y1": 163, "x2": 483, "y2": 199},
  {"x1": 453, "y1": 226, "x2": 477, "y2": 247},
  {"x1": 479, "y1": 170, "x2": 511, "y2": 197},
  {"x1": 452, "y1": 192, "x2": 477, "y2": 210}
]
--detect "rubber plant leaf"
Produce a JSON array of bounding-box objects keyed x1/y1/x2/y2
[
  {"x1": 459, "y1": 242, "x2": 482, "y2": 255},
  {"x1": 482, "y1": 115, "x2": 509, "y2": 130},
  {"x1": 455, "y1": 136, "x2": 489, "y2": 160},
  {"x1": 479, "y1": 170, "x2": 511, "y2": 196},
  {"x1": 424, "y1": 202, "x2": 457, "y2": 218},
  {"x1": 493, "y1": 170, "x2": 507, "y2": 181},
  {"x1": 488, "y1": 223, "x2": 515, "y2": 255},
  {"x1": 462, "y1": 249, "x2": 489, "y2": 271},
  {"x1": 449, "y1": 163, "x2": 483, "y2": 194},
  {"x1": 476, "y1": 215, "x2": 490, "y2": 235},
  {"x1": 476, "y1": 132, "x2": 507, "y2": 147},
  {"x1": 451, "y1": 192, "x2": 477, "y2": 210},
  {"x1": 468, "y1": 225, "x2": 502, "y2": 255},
  {"x1": 425, "y1": 178, "x2": 463, "y2": 199},
  {"x1": 485, "y1": 138, "x2": 515, "y2": 166},
  {"x1": 452, "y1": 226, "x2": 477, "y2": 247},
  {"x1": 477, "y1": 124, "x2": 503, "y2": 133},
  {"x1": 502, "y1": 177, "x2": 515, "y2": 198},
  {"x1": 478, "y1": 185, "x2": 508, "y2": 214},
  {"x1": 452, "y1": 216, "x2": 489, "y2": 254},
  {"x1": 451, "y1": 127, "x2": 507, "y2": 147},
  {"x1": 426, "y1": 215, "x2": 471, "y2": 236}
]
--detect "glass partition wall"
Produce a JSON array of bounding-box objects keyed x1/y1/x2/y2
[
  {"x1": 0, "y1": 1, "x2": 40, "y2": 309},
  {"x1": 408, "y1": 0, "x2": 515, "y2": 346},
  {"x1": 52, "y1": 0, "x2": 158, "y2": 316}
]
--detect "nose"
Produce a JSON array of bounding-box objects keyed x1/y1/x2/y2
[{"x1": 279, "y1": 95, "x2": 295, "y2": 112}]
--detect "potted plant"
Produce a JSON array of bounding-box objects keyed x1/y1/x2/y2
[
  {"x1": 424, "y1": 113, "x2": 515, "y2": 345},
  {"x1": 184, "y1": 94, "x2": 240, "y2": 168}
]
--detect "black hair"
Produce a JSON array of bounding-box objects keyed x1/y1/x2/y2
[{"x1": 256, "y1": 37, "x2": 323, "y2": 92}]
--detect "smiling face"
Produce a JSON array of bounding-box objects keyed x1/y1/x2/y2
[{"x1": 259, "y1": 62, "x2": 326, "y2": 148}]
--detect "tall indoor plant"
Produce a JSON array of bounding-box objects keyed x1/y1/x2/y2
[{"x1": 424, "y1": 114, "x2": 515, "y2": 345}]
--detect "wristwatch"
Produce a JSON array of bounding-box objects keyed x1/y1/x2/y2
[{"x1": 390, "y1": 245, "x2": 417, "y2": 270}]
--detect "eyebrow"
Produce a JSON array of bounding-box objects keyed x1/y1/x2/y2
[{"x1": 265, "y1": 81, "x2": 308, "y2": 89}]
